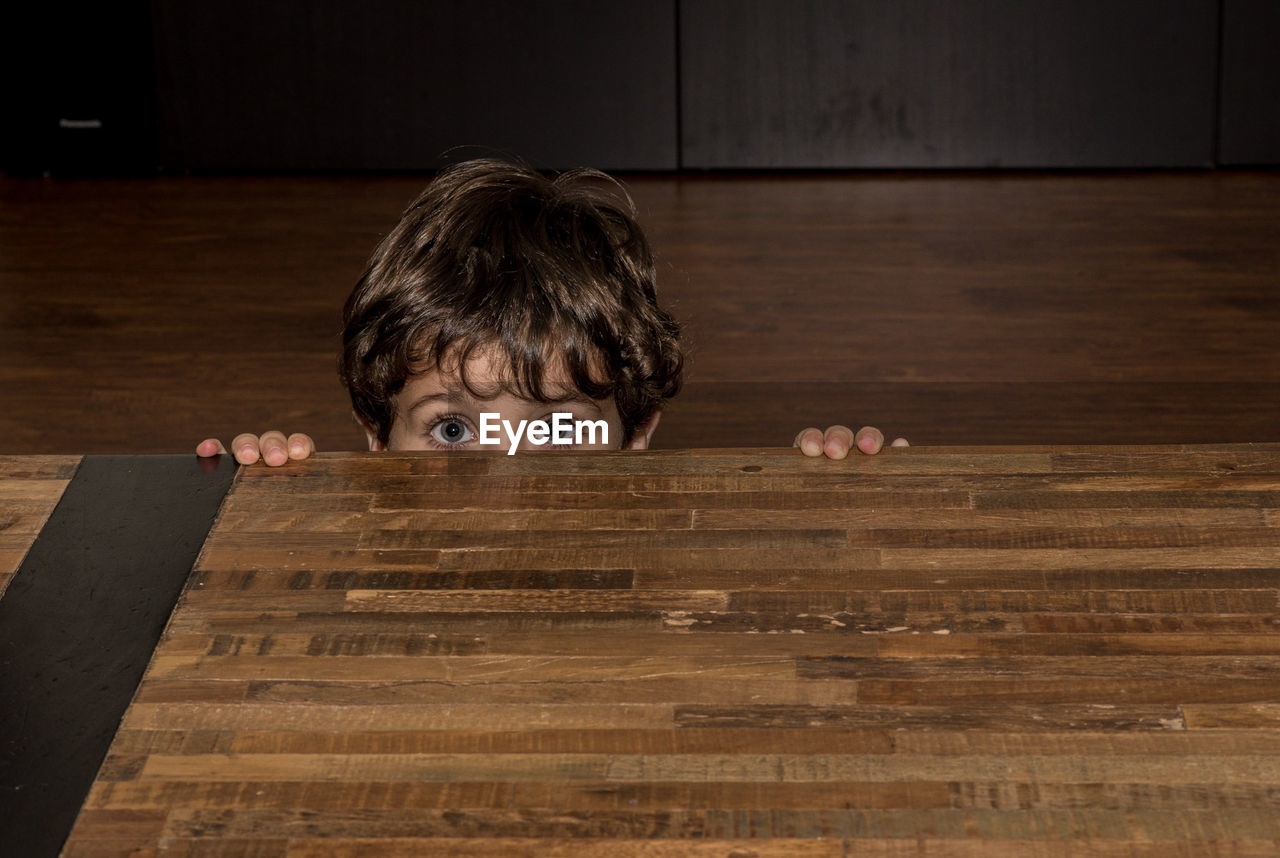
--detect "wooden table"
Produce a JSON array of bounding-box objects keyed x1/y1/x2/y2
[{"x1": 5, "y1": 446, "x2": 1280, "y2": 856}]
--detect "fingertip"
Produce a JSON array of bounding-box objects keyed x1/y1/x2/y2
[
  {"x1": 891, "y1": 437, "x2": 910, "y2": 448},
  {"x1": 821, "y1": 425, "x2": 856, "y2": 458},
  {"x1": 288, "y1": 433, "x2": 316, "y2": 459},
  {"x1": 823, "y1": 439, "x2": 850, "y2": 460},
  {"x1": 794, "y1": 428, "x2": 823, "y2": 457},
  {"x1": 855, "y1": 426, "x2": 884, "y2": 455},
  {"x1": 234, "y1": 447, "x2": 259, "y2": 466},
  {"x1": 196, "y1": 439, "x2": 217, "y2": 457}
]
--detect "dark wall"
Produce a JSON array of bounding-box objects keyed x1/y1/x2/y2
[
  {"x1": 3, "y1": 4, "x2": 155, "y2": 176},
  {"x1": 680, "y1": 0, "x2": 1218, "y2": 168},
  {"x1": 150, "y1": 0, "x2": 678, "y2": 171},
  {"x1": 1218, "y1": 0, "x2": 1280, "y2": 166},
  {"x1": 4, "y1": 0, "x2": 1278, "y2": 174}
]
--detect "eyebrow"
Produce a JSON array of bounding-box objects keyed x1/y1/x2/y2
[{"x1": 405, "y1": 388, "x2": 604, "y2": 418}]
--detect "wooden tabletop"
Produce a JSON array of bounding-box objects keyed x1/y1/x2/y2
[{"x1": 12, "y1": 446, "x2": 1280, "y2": 856}]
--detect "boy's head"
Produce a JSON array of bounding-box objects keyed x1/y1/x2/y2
[{"x1": 340, "y1": 158, "x2": 683, "y2": 452}]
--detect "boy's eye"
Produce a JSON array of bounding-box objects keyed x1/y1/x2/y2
[{"x1": 429, "y1": 416, "x2": 475, "y2": 446}]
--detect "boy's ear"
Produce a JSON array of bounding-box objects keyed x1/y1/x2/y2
[
  {"x1": 355, "y1": 411, "x2": 385, "y2": 451},
  {"x1": 624, "y1": 409, "x2": 662, "y2": 450}
]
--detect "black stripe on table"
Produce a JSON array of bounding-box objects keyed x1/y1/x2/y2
[{"x1": 0, "y1": 454, "x2": 237, "y2": 857}]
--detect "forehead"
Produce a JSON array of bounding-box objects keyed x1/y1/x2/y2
[
  {"x1": 432, "y1": 344, "x2": 575, "y2": 395},
  {"x1": 400, "y1": 343, "x2": 599, "y2": 407}
]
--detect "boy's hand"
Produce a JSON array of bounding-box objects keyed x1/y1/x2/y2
[
  {"x1": 794, "y1": 425, "x2": 909, "y2": 459},
  {"x1": 196, "y1": 432, "x2": 316, "y2": 466}
]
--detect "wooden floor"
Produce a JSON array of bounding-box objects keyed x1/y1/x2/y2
[
  {"x1": 1, "y1": 171, "x2": 1278, "y2": 453},
  {"x1": 58, "y1": 445, "x2": 1280, "y2": 856}
]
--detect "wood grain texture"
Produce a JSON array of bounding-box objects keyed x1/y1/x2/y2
[
  {"x1": 59, "y1": 445, "x2": 1280, "y2": 855},
  {"x1": 0, "y1": 455, "x2": 79, "y2": 596}
]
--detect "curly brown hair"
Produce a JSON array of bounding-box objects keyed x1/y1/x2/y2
[{"x1": 340, "y1": 158, "x2": 683, "y2": 447}]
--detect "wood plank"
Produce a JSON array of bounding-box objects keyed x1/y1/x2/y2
[
  {"x1": 146, "y1": 654, "x2": 799, "y2": 682},
  {"x1": 283, "y1": 840, "x2": 843, "y2": 857},
  {"x1": 275, "y1": 840, "x2": 1280, "y2": 858},
  {"x1": 119, "y1": 703, "x2": 676, "y2": 733},
  {"x1": 674, "y1": 704, "x2": 1187, "y2": 732},
  {"x1": 113, "y1": 806, "x2": 1280, "y2": 839}
]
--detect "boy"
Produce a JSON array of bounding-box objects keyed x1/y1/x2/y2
[{"x1": 198, "y1": 159, "x2": 904, "y2": 463}]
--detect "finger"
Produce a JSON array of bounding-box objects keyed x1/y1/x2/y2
[
  {"x1": 287, "y1": 433, "x2": 316, "y2": 460},
  {"x1": 822, "y1": 425, "x2": 856, "y2": 460},
  {"x1": 259, "y1": 430, "x2": 289, "y2": 467},
  {"x1": 855, "y1": 426, "x2": 885, "y2": 455},
  {"x1": 196, "y1": 438, "x2": 227, "y2": 457},
  {"x1": 793, "y1": 427, "x2": 824, "y2": 457},
  {"x1": 230, "y1": 433, "x2": 261, "y2": 465},
  {"x1": 890, "y1": 437, "x2": 910, "y2": 448}
]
